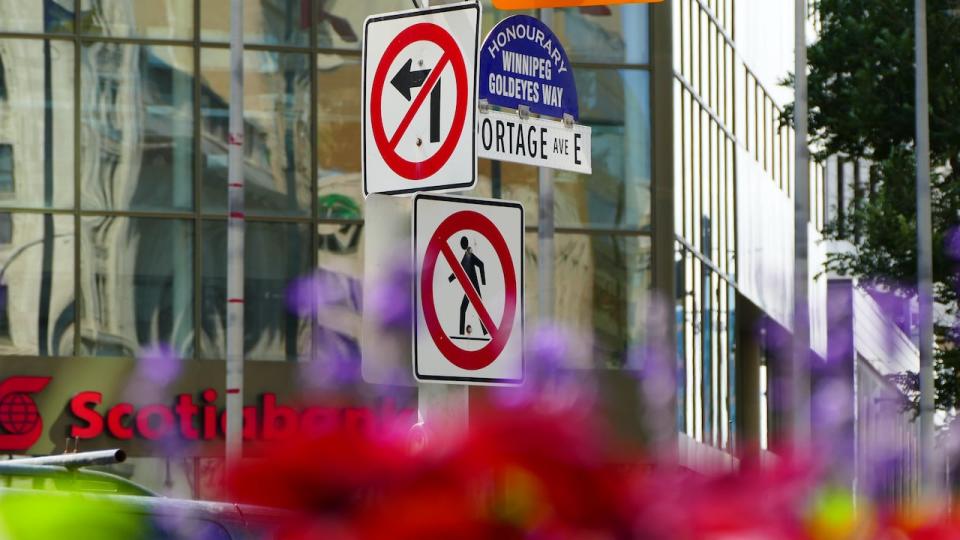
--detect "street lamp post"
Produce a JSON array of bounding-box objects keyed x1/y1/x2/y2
[
  {"x1": 914, "y1": 0, "x2": 938, "y2": 502},
  {"x1": 792, "y1": 0, "x2": 812, "y2": 449}
]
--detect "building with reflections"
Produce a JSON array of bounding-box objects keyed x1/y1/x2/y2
[{"x1": 0, "y1": 0, "x2": 923, "y2": 501}]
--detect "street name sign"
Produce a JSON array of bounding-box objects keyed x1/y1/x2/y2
[
  {"x1": 479, "y1": 14, "x2": 578, "y2": 120},
  {"x1": 477, "y1": 14, "x2": 591, "y2": 174},
  {"x1": 478, "y1": 109, "x2": 591, "y2": 173},
  {"x1": 362, "y1": 3, "x2": 480, "y2": 196},
  {"x1": 413, "y1": 194, "x2": 524, "y2": 386}
]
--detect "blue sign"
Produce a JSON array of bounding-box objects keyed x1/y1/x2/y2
[{"x1": 479, "y1": 15, "x2": 579, "y2": 121}]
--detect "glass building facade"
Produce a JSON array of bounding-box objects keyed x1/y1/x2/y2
[
  {"x1": 0, "y1": 0, "x2": 653, "y2": 368},
  {"x1": 670, "y1": 0, "x2": 826, "y2": 453}
]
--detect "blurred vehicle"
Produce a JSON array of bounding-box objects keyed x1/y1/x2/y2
[{"x1": 0, "y1": 450, "x2": 287, "y2": 539}]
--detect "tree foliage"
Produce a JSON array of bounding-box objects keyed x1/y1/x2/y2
[{"x1": 795, "y1": 0, "x2": 960, "y2": 409}]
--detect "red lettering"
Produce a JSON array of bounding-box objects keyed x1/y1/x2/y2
[
  {"x1": 70, "y1": 391, "x2": 103, "y2": 439},
  {"x1": 343, "y1": 408, "x2": 373, "y2": 437},
  {"x1": 243, "y1": 406, "x2": 258, "y2": 440},
  {"x1": 136, "y1": 404, "x2": 175, "y2": 440},
  {"x1": 175, "y1": 394, "x2": 199, "y2": 440},
  {"x1": 202, "y1": 389, "x2": 218, "y2": 440},
  {"x1": 106, "y1": 403, "x2": 134, "y2": 440},
  {"x1": 262, "y1": 393, "x2": 297, "y2": 440},
  {"x1": 300, "y1": 406, "x2": 337, "y2": 437}
]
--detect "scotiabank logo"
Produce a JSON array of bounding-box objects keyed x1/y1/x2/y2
[
  {"x1": 0, "y1": 376, "x2": 52, "y2": 451},
  {"x1": 69, "y1": 389, "x2": 412, "y2": 443}
]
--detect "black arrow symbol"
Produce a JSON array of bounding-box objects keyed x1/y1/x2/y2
[{"x1": 390, "y1": 59, "x2": 431, "y2": 101}]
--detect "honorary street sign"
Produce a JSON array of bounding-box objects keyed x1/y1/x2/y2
[
  {"x1": 414, "y1": 194, "x2": 524, "y2": 385},
  {"x1": 479, "y1": 14, "x2": 578, "y2": 121},
  {"x1": 478, "y1": 109, "x2": 592, "y2": 174},
  {"x1": 362, "y1": 3, "x2": 480, "y2": 196}
]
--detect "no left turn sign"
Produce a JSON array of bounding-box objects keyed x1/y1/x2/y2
[
  {"x1": 414, "y1": 194, "x2": 524, "y2": 385},
  {"x1": 362, "y1": 3, "x2": 480, "y2": 197}
]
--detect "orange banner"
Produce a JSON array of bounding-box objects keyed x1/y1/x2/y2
[{"x1": 493, "y1": 0, "x2": 663, "y2": 8}]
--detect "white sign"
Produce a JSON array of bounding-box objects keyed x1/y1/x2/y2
[
  {"x1": 414, "y1": 194, "x2": 524, "y2": 386},
  {"x1": 477, "y1": 109, "x2": 592, "y2": 174},
  {"x1": 362, "y1": 3, "x2": 480, "y2": 196}
]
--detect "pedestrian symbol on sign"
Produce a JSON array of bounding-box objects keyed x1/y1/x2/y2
[
  {"x1": 448, "y1": 236, "x2": 489, "y2": 339},
  {"x1": 415, "y1": 194, "x2": 524, "y2": 386}
]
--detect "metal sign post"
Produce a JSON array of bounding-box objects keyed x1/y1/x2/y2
[
  {"x1": 363, "y1": 0, "x2": 480, "y2": 446},
  {"x1": 538, "y1": 8, "x2": 555, "y2": 323}
]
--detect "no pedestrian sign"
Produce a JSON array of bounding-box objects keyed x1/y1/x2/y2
[
  {"x1": 362, "y1": 3, "x2": 480, "y2": 197},
  {"x1": 414, "y1": 194, "x2": 524, "y2": 386}
]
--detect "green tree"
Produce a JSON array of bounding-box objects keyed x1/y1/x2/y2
[{"x1": 789, "y1": 0, "x2": 960, "y2": 409}]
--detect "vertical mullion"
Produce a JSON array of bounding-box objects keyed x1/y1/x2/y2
[
  {"x1": 193, "y1": 0, "x2": 202, "y2": 360},
  {"x1": 73, "y1": 0, "x2": 82, "y2": 357},
  {"x1": 310, "y1": 0, "x2": 320, "y2": 364}
]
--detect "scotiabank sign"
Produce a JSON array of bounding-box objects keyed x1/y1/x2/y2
[
  {"x1": 0, "y1": 376, "x2": 53, "y2": 452},
  {"x1": 0, "y1": 372, "x2": 415, "y2": 455},
  {"x1": 69, "y1": 389, "x2": 413, "y2": 443}
]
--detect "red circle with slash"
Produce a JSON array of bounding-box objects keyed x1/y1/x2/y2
[
  {"x1": 420, "y1": 210, "x2": 517, "y2": 370},
  {"x1": 370, "y1": 22, "x2": 469, "y2": 181}
]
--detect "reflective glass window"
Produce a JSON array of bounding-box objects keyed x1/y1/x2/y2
[
  {"x1": 80, "y1": 0, "x2": 193, "y2": 39},
  {"x1": 0, "y1": 39, "x2": 75, "y2": 209},
  {"x1": 201, "y1": 49, "x2": 311, "y2": 217},
  {"x1": 476, "y1": 160, "x2": 539, "y2": 227},
  {"x1": 526, "y1": 232, "x2": 651, "y2": 367},
  {"x1": 0, "y1": 0, "x2": 75, "y2": 33},
  {"x1": 552, "y1": 68, "x2": 650, "y2": 231},
  {"x1": 202, "y1": 0, "x2": 311, "y2": 47},
  {"x1": 81, "y1": 43, "x2": 194, "y2": 212},
  {"x1": 0, "y1": 214, "x2": 75, "y2": 356},
  {"x1": 317, "y1": 53, "x2": 362, "y2": 218},
  {"x1": 552, "y1": 5, "x2": 648, "y2": 65},
  {"x1": 79, "y1": 217, "x2": 192, "y2": 357},
  {"x1": 313, "y1": 220, "x2": 363, "y2": 368},
  {"x1": 200, "y1": 220, "x2": 311, "y2": 361},
  {"x1": 0, "y1": 145, "x2": 12, "y2": 193}
]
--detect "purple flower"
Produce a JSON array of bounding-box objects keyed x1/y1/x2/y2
[
  {"x1": 945, "y1": 225, "x2": 960, "y2": 260},
  {"x1": 286, "y1": 270, "x2": 351, "y2": 318},
  {"x1": 137, "y1": 342, "x2": 181, "y2": 387},
  {"x1": 368, "y1": 261, "x2": 414, "y2": 331}
]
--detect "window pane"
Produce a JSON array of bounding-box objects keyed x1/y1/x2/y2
[
  {"x1": 0, "y1": 0, "x2": 75, "y2": 33},
  {"x1": 201, "y1": 49, "x2": 311, "y2": 217},
  {"x1": 200, "y1": 221, "x2": 311, "y2": 361},
  {"x1": 526, "y1": 233, "x2": 651, "y2": 367},
  {"x1": 0, "y1": 39, "x2": 75, "y2": 209},
  {"x1": 79, "y1": 217, "x2": 193, "y2": 357},
  {"x1": 476, "y1": 159, "x2": 538, "y2": 226},
  {"x1": 317, "y1": 1, "x2": 388, "y2": 50},
  {"x1": 201, "y1": 0, "x2": 310, "y2": 46},
  {"x1": 317, "y1": 54, "x2": 362, "y2": 219},
  {"x1": 80, "y1": 0, "x2": 193, "y2": 39},
  {"x1": 552, "y1": 5, "x2": 649, "y2": 65},
  {"x1": 555, "y1": 68, "x2": 650, "y2": 231},
  {"x1": 0, "y1": 214, "x2": 75, "y2": 356},
  {"x1": 314, "y1": 220, "x2": 363, "y2": 368},
  {"x1": 81, "y1": 43, "x2": 194, "y2": 211}
]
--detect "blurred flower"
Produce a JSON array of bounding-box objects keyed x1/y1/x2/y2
[
  {"x1": 945, "y1": 225, "x2": 960, "y2": 260},
  {"x1": 227, "y1": 399, "x2": 960, "y2": 540},
  {"x1": 138, "y1": 342, "x2": 181, "y2": 387},
  {"x1": 367, "y1": 258, "x2": 414, "y2": 331},
  {"x1": 286, "y1": 270, "x2": 352, "y2": 318},
  {"x1": 123, "y1": 342, "x2": 182, "y2": 406}
]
